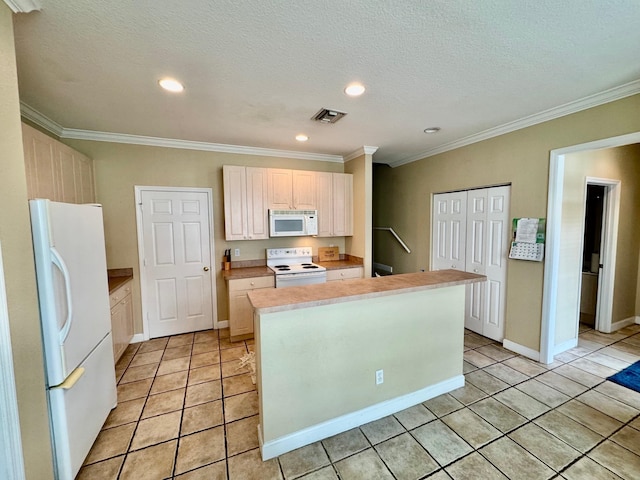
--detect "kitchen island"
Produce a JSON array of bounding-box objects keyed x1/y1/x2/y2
[{"x1": 248, "y1": 269, "x2": 485, "y2": 460}]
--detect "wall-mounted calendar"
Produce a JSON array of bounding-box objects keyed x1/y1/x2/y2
[{"x1": 509, "y1": 218, "x2": 545, "y2": 262}]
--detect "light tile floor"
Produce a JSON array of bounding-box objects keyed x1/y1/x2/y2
[{"x1": 78, "y1": 323, "x2": 640, "y2": 479}]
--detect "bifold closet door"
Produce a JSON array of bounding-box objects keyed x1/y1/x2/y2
[
  {"x1": 432, "y1": 191, "x2": 467, "y2": 272},
  {"x1": 432, "y1": 186, "x2": 510, "y2": 341}
]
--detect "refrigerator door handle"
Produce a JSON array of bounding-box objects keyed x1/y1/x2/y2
[
  {"x1": 51, "y1": 367, "x2": 85, "y2": 390},
  {"x1": 51, "y1": 247, "x2": 74, "y2": 344}
]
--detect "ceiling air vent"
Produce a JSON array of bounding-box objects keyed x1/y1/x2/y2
[{"x1": 312, "y1": 108, "x2": 347, "y2": 124}]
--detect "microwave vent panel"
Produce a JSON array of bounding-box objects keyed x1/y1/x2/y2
[{"x1": 311, "y1": 108, "x2": 347, "y2": 124}]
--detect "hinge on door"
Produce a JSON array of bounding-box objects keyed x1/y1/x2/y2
[{"x1": 143, "y1": 258, "x2": 146, "y2": 267}]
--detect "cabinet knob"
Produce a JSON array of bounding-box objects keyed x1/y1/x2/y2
[
  {"x1": 473, "y1": 269, "x2": 478, "y2": 273},
  {"x1": 203, "y1": 266, "x2": 210, "y2": 271},
  {"x1": 250, "y1": 282, "x2": 255, "y2": 286}
]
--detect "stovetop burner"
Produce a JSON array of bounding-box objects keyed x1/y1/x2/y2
[{"x1": 266, "y1": 247, "x2": 327, "y2": 276}]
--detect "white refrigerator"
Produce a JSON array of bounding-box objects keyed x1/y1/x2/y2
[{"x1": 30, "y1": 199, "x2": 117, "y2": 480}]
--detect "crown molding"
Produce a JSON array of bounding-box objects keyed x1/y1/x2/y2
[
  {"x1": 19, "y1": 102, "x2": 344, "y2": 162},
  {"x1": 3, "y1": 0, "x2": 40, "y2": 13},
  {"x1": 60, "y1": 128, "x2": 345, "y2": 163},
  {"x1": 344, "y1": 146, "x2": 379, "y2": 162},
  {"x1": 19, "y1": 101, "x2": 63, "y2": 136},
  {"x1": 388, "y1": 79, "x2": 640, "y2": 168}
]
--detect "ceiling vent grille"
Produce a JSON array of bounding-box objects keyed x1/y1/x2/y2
[{"x1": 312, "y1": 108, "x2": 347, "y2": 124}]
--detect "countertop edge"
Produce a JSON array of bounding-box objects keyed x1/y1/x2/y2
[{"x1": 249, "y1": 270, "x2": 485, "y2": 314}]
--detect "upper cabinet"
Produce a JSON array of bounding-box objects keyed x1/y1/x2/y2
[
  {"x1": 267, "y1": 168, "x2": 316, "y2": 210},
  {"x1": 316, "y1": 172, "x2": 353, "y2": 237},
  {"x1": 22, "y1": 123, "x2": 96, "y2": 204},
  {"x1": 223, "y1": 165, "x2": 352, "y2": 240},
  {"x1": 223, "y1": 165, "x2": 269, "y2": 241}
]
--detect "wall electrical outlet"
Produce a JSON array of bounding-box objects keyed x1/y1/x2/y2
[
  {"x1": 375, "y1": 369, "x2": 384, "y2": 385},
  {"x1": 234, "y1": 248, "x2": 240, "y2": 257}
]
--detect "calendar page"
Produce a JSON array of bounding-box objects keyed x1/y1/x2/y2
[{"x1": 509, "y1": 242, "x2": 544, "y2": 261}]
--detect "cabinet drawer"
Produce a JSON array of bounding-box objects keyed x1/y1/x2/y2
[
  {"x1": 228, "y1": 275, "x2": 274, "y2": 292},
  {"x1": 326, "y1": 267, "x2": 363, "y2": 282},
  {"x1": 109, "y1": 280, "x2": 132, "y2": 308}
]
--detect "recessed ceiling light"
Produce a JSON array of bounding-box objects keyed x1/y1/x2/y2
[
  {"x1": 344, "y1": 83, "x2": 365, "y2": 97},
  {"x1": 295, "y1": 134, "x2": 309, "y2": 142},
  {"x1": 158, "y1": 78, "x2": 184, "y2": 92},
  {"x1": 423, "y1": 127, "x2": 441, "y2": 134}
]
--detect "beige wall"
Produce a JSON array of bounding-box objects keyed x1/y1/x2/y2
[
  {"x1": 344, "y1": 151, "x2": 373, "y2": 276},
  {"x1": 63, "y1": 139, "x2": 348, "y2": 332},
  {"x1": 374, "y1": 94, "x2": 640, "y2": 351},
  {"x1": 0, "y1": 4, "x2": 54, "y2": 479},
  {"x1": 256, "y1": 285, "x2": 464, "y2": 445},
  {"x1": 555, "y1": 144, "x2": 640, "y2": 343}
]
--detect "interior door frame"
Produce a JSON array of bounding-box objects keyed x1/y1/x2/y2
[
  {"x1": 541, "y1": 131, "x2": 640, "y2": 364},
  {"x1": 584, "y1": 177, "x2": 620, "y2": 333},
  {"x1": 134, "y1": 186, "x2": 219, "y2": 341},
  {"x1": 0, "y1": 241, "x2": 26, "y2": 480}
]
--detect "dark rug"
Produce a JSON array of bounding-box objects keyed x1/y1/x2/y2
[{"x1": 607, "y1": 360, "x2": 640, "y2": 394}]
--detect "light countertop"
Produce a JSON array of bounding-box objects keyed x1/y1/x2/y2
[
  {"x1": 248, "y1": 269, "x2": 485, "y2": 314},
  {"x1": 108, "y1": 268, "x2": 133, "y2": 293},
  {"x1": 222, "y1": 258, "x2": 364, "y2": 282}
]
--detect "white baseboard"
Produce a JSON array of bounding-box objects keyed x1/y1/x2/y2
[
  {"x1": 131, "y1": 319, "x2": 227, "y2": 344},
  {"x1": 259, "y1": 374, "x2": 465, "y2": 461},
  {"x1": 503, "y1": 339, "x2": 540, "y2": 362},
  {"x1": 610, "y1": 316, "x2": 639, "y2": 332},
  {"x1": 215, "y1": 320, "x2": 229, "y2": 329},
  {"x1": 554, "y1": 338, "x2": 578, "y2": 355}
]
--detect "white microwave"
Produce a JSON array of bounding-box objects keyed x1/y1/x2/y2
[{"x1": 269, "y1": 209, "x2": 318, "y2": 237}]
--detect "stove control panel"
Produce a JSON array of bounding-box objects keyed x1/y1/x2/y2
[{"x1": 266, "y1": 247, "x2": 312, "y2": 259}]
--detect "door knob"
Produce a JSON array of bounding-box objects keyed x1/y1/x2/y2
[{"x1": 203, "y1": 266, "x2": 209, "y2": 271}]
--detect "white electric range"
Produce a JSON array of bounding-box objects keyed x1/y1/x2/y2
[{"x1": 266, "y1": 247, "x2": 327, "y2": 288}]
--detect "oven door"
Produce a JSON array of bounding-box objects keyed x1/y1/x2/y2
[{"x1": 275, "y1": 271, "x2": 327, "y2": 288}]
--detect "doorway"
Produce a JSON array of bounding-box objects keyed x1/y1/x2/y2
[
  {"x1": 541, "y1": 132, "x2": 640, "y2": 364},
  {"x1": 579, "y1": 184, "x2": 605, "y2": 329},
  {"x1": 135, "y1": 187, "x2": 218, "y2": 339}
]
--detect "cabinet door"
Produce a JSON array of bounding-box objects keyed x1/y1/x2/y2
[
  {"x1": 74, "y1": 153, "x2": 96, "y2": 204},
  {"x1": 316, "y1": 172, "x2": 333, "y2": 236},
  {"x1": 292, "y1": 170, "x2": 317, "y2": 210},
  {"x1": 56, "y1": 144, "x2": 78, "y2": 203},
  {"x1": 110, "y1": 300, "x2": 126, "y2": 361},
  {"x1": 267, "y1": 168, "x2": 293, "y2": 210},
  {"x1": 246, "y1": 167, "x2": 269, "y2": 239},
  {"x1": 333, "y1": 173, "x2": 353, "y2": 236},
  {"x1": 229, "y1": 290, "x2": 254, "y2": 337},
  {"x1": 22, "y1": 124, "x2": 59, "y2": 200},
  {"x1": 223, "y1": 165, "x2": 248, "y2": 240}
]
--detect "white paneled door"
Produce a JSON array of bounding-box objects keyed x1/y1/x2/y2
[
  {"x1": 431, "y1": 191, "x2": 467, "y2": 272},
  {"x1": 432, "y1": 186, "x2": 510, "y2": 341},
  {"x1": 139, "y1": 189, "x2": 215, "y2": 338}
]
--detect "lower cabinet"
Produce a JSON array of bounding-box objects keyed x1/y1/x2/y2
[
  {"x1": 326, "y1": 267, "x2": 364, "y2": 282},
  {"x1": 228, "y1": 276, "x2": 275, "y2": 341},
  {"x1": 110, "y1": 280, "x2": 134, "y2": 363}
]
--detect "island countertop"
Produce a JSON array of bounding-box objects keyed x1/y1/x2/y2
[{"x1": 248, "y1": 269, "x2": 484, "y2": 314}]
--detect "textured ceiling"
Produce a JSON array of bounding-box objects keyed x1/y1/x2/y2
[{"x1": 12, "y1": 1, "x2": 640, "y2": 165}]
